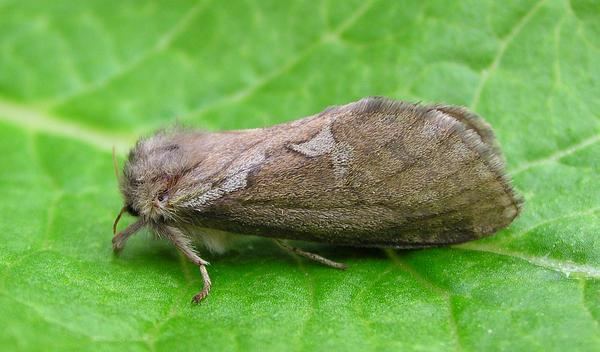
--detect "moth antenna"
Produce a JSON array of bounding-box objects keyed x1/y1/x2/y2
[
  {"x1": 113, "y1": 205, "x2": 127, "y2": 236},
  {"x1": 112, "y1": 145, "x2": 120, "y2": 182}
]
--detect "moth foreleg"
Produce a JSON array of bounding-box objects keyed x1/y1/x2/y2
[
  {"x1": 112, "y1": 218, "x2": 145, "y2": 253},
  {"x1": 274, "y1": 240, "x2": 347, "y2": 270},
  {"x1": 163, "y1": 226, "x2": 212, "y2": 304}
]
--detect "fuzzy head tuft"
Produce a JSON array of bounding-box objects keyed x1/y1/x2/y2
[{"x1": 120, "y1": 131, "x2": 189, "y2": 222}]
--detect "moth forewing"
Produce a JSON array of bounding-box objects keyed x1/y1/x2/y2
[
  {"x1": 113, "y1": 97, "x2": 522, "y2": 303},
  {"x1": 199, "y1": 99, "x2": 521, "y2": 245}
]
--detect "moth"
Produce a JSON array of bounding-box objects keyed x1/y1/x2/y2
[{"x1": 113, "y1": 97, "x2": 522, "y2": 303}]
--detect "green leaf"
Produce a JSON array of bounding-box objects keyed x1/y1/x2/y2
[{"x1": 0, "y1": 0, "x2": 598, "y2": 351}]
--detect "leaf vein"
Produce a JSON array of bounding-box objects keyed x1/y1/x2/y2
[
  {"x1": 0, "y1": 99, "x2": 134, "y2": 153},
  {"x1": 509, "y1": 207, "x2": 600, "y2": 240},
  {"x1": 579, "y1": 279, "x2": 600, "y2": 332},
  {"x1": 384, "y1": 249, "x2": 462, "y2": 351},
  {"x1": 350, "y1": 264, "x2": 394, "y2": 351},
  {"x1": 455, "y1": 244, "x2": 600, "y2": 278},
  {"x1": 511, "y1": 133, "x2": 599, "y2": 175},
  {"x1": 46, "y1": 1, "x2": 209, "y2": 107},
  {"x1": 1, "y1": 293, "x2": 145, "y2": 343},
  {"x1": 470, "y1": 0, "x2": 547, "y2": 110},
  {"x1": 178, "y1": 0, "x2": 377, "y2": 122}
]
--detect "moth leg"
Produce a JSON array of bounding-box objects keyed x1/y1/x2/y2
[
  {"x1": 274, "y1": 240, "x2": 347, "y2": 270},
  {"x1": 164, "y1": 227, "x2": 212, "y2": 304},
  {"x1": 112, "y1": 218, "x2": 145, "y2": 253},
  {"x1": 194, "y1": 265, "x2": 212, "y2": 304}
]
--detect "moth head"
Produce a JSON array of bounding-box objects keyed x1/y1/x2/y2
[
  {"x1": 120, "y1": 171, "x2": 174, "y2": 222},
  {"x1": 113, "y1": 132, "x2": 190, "y2": 250},
  {"x1": 119, "y1": 132, "x2": 186, "y2": 221}
]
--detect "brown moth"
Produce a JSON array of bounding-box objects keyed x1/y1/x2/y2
[{"x1": 112, "y1": 97, "x2": 522, "y2": 303}]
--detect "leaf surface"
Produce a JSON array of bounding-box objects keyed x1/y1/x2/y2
[{"x1": 0, "y1": 0, "x2": 598, "y2": 351}]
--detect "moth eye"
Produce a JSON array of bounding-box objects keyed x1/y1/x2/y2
[
  {"x1": 157, "y1": 191, "x2": 168, "y2": 203},
  {"x1": 125, "y1": 205, "x2": 139, "y2": 216}
]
